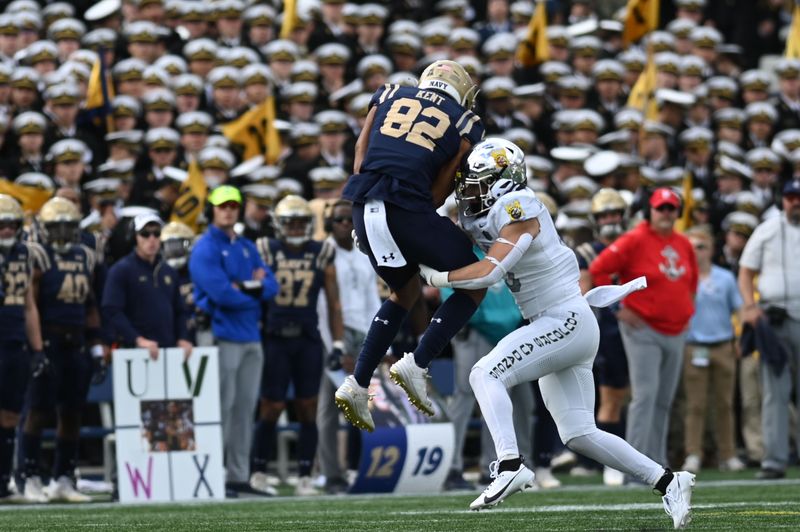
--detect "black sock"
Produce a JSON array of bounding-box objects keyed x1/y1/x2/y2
[
  {"x1": 53, "y1": 438, "x2": 78, "y2": 479},
  {"x1": 354, "y1": 300, "x2": 408, "y2": 387},
  {"x1": 251, "y1": 420, "x2": 276, "y2": 474},
  {"x1": 655, "y1": 469, "x2": 674, "y2": 495},
  {"x1": 414, "y1": 292, "x2": 478, "y2": 367},
  {"x1": 297, "y1": 423, "x2": 318, "y2": 478},
  {"x1": 498, "y1": 457, "x2": 522, "y2": 473},
  {"x1": 20, "y1": 433, "x2": 41, "y2": 478},
  {"x1": 0, "y1": 428, "x2": 15, "y2": 491}
]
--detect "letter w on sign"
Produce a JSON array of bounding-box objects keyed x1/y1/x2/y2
[
  {"x1": 126, "y1": 457, "x2": 154, "y2": 499},
  {"x1": 183, "y1": 355, "x2": 208, "y2": 397}
]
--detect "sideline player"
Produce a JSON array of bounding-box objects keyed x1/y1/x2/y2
[
  {"x1": 21, "y1": 198, "x2": 98, "y2": 502},
  {"x1": 336, "y1": 60, "x2": 486, "y2": 431},
  {"x1": 574, "y1": 188, "x2": 630, "y2": 485},
  {"x1": 419, "y1": 139, "x2": 695, "y2": 529},
  {"x1": 253, "y1": 195, "x2": 344, "y2": 496},
  {"x1": 0, "y1": 194, "x2": 45, "y2": 502}
]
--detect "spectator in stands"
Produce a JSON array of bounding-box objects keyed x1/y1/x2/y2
[
  {"x1": 590, "y1": 188, "x2": 698, "y2": 467},
  {"x1": 188, "y1": 186, "x2": 278, "y2": 497},
  {"x1": 680, "y1": 227, "x2": 744, "y2": 474},
  {"x1": 102, "y1": 213, "x2": 192, "y2": 361},
  {"x1": 738, "y1": 179, "x2": 800, "y2": 479}
]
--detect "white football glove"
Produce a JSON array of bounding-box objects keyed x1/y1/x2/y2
[
  {"x1": 351, "y1": 229, "x2": 368, "y2": 255},
  {"x1": 419, "y1": 264, "x2": 452, "y2": 288}
]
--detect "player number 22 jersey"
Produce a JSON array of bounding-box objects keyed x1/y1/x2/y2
[{"x1": 461, "y1": 189, "x2": 581, "y2": 318}]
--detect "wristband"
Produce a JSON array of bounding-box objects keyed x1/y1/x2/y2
[
  {"x1": 332, "y1": 340, "x2": 345, "y2": 351},
  {"x1": 91, "y1": 345, "x2": 105, "y2": 358},
  {"x1": 431, "y1": 270, "x2": 452, "y2": 288}
]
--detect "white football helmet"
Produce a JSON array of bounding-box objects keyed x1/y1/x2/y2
[{"x1": 456, "y1": 138, "x2": 526, "y2": 217}]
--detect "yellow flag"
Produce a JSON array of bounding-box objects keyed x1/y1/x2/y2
[
  {"x1": 516, "y1": 1, "x2": 549, "y2": 68},
  {"x1": 170, "y1": 160, "x2": 207, "y2": 232},
  {"x1": 623, "y1": 0, "x2": 660, "y2": 46},
  {"x1": 0, "y1": 180, "x2": 53, "y2": 214},
  {"x1": 675, "y1": 170, "x2": 694, "y2": 232},
  {"x1": 627, "y1": 45, "x2": 657, "y2": 119},
  {"x1": 85, "y1": 54, "x2": 115, "y2": 133},
  {"x1": 280, "y1": 0, "x2": 297, "y2": 39},
  {"x1": 222, "y1": 97, "x2": 282, "y2": 163},
  {"x1": 786, "y1": 5, "x2": 800, "y2": 58}
]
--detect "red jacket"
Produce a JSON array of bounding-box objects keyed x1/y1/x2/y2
[{"x1": 590, "y1": 221, "x2": 698, "y2": 335}]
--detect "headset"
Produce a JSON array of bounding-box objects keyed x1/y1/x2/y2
[{"x1": 323, "y1": 199, "x2": 352, "y2": 233}]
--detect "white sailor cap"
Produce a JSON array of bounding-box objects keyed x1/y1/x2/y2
[
  {"x1": 198, "y1": 146, "x2": 236, "y2": 170},
  {"x1": 14, "y1": 172, "x2": 54, "y2": 190},
  {"x1": 678, "y1": 126, "x2": 714, "y2": 147},
  {"x1": 584, "y1": 151, "x2": 622, "y2": 177},
  {"x1": 175, "y1": 111, "x2": 213, "y2": 133},
  {"x1": 745, "y1": 101, "x2": 778, "y2": 123},
  {"x1": 261, "y1": 39, "x2": 300, "y2": 62},
  {"x1": 85, "y1": 0, "x2": 122, "y2": 22},
  {"x1": 718, "y1": 155, "x2": 753, "y2": 179},
  {"x1": 356, "y1": 54, "x2": 393, "y2": 78},
  {"x1": 655, "y1": 88, "x2": 696, "y2": 108},
  {"x1": 183, "y1": 38, "x2": 218, "y2": 62},
  {"x1": 745, "y1": 147, "x2": 781, "y2": 169},
  {"x1": 314, "y1": 42, "x2": 352, "y2": 64},
  {"x1": 144, "y1": 127, "x2": 180, "y2": 149}
]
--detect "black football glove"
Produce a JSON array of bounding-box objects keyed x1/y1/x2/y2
[
  {"x1": 31, "y1": 350, "x2": 50, "y2": 379},
  {"x1": 240, "y1": 279, "x2": 263, "y2": 298},
  {"x1": 326, "y1": 341, "x2": 346, "y2": 371}
]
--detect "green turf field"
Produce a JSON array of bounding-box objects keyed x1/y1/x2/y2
[{"x1": 1, "y1": 471, "x2": 799, "y2": 531}]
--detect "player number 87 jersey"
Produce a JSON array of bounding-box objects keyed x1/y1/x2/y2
[{"x1": 461, "y1": 189, "x2": 581, "y2": 319}]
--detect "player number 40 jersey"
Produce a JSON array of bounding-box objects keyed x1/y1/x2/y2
[{"x1": 460, "y1": 189, "x2": 581, "y2": 319}]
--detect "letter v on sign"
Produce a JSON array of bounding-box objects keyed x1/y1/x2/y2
[{"x1": 183, "y1": 355, "x2": 208, "y2": 397}]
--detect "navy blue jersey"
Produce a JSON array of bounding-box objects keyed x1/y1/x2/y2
[
  {"x1": 256, "y1": 238, "x2": 335, "y2": 333},
  {"x1": 34, "y1": 244, "x2": 97, "y2": 327},
  {"x1": 0, "y1": 242, "x2": 38, "y2": 342},
  {"x1": 342, "y1": 84, "x2": 484, "y2": 212}
]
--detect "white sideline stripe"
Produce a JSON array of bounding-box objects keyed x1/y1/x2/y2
[{"x1": 2, "y1": 478, "x2": 798, "y2": 512}]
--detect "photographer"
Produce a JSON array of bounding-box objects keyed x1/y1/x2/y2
[
  {"x1": 188, "y1": 186, "x2": 278, "y2": 497},
  {"x1": 738, "y1": 179, "x2": 800, "y2": 480}
]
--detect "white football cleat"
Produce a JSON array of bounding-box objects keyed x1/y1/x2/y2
[
  {"x1": 335, "y1": 375, "x2": 375, "y2": 432},
  {"x1": 389, "y1": 353, "x2": 434, "y2": 416},
  {"x1": 662, "y1": 471, "x2": 696, "y2": 529},
  {"x1": 534, "y1": 467, "x2": 561, "y2": 489},
  {"x1": 294, "y1": 476, "x2": 320, "y2": 496},
  {"x1": 47, "y1": 476, "x2": 91, "y2": 503},
  {"x1": 469, "y1": 461, "x2": 535, "y2": 511},
  {"x1": 23, "y1": 476, "x2": 48, "y2": 503},
  {"x1": 249, "y1": 472, "x2": 278, "y2": 496}
]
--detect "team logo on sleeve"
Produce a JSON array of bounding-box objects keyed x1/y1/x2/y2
[{"x1": 505, "y1": 200, "x2": 524, "y2": 220}]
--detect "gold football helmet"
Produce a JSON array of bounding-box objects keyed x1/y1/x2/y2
[
  {"x1": 418, "y1": 60, "x2": 479, "y2": 110},
  {"x1": 273, "y1": 194, "x2": 313, "y2": 246},
  {"x1": 0, "y1": 194, "x2": 23, "y2": 249},
  {"x1": 590, "y1": 188, "x2": 628, "y2": 240},
  {"x1": 39, "y1": 197, "x2": 80, "y2": 253},
  {"x1": 160, "y1": 221, "x2": 195, "y2": 269}
]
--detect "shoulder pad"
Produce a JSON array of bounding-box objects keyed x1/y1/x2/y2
[
  {"x1": 24, "y1": 241, "x2": 50, "y2": 271},
  {"x1": 255, "y1": 236, "x2": 273, "y2": 266}
]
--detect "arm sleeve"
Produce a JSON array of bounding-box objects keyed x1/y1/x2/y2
[
  {"x1": 589, "y1": 236, "x2": 630, "y2": 286},
  {"x1": 188, "y1": 239, "x2": 257, "y2": 310},
  {"x1": 448, "y1": 233, "x2": 534, "y2": 290},
  {"x1": 101, "y1": 263, "x2": 140, "y2": 345}
]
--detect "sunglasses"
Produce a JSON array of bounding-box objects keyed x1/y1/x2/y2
[
  {"x1": 215, "y1": 201, "x2": 240, "y2": 210},
  {"x1": 138, "y1": 230, "x2": 161, "y2": 239},
  {"x1": 332, "y1": 216, "x2": 352, "y2": 224},
  {"x1": 655, "y1": 204, "x2": 678, "y2": 213}
]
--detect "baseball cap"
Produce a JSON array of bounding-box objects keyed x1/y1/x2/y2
[
  {"x1": 649, "y1": 187, "x2": 681, "y2": 209},
  {"x1": 133, "y1": 212, "x2": 164, "y2": 232},
  {"x1": 783, "y1": 179, "x2": 800, "y2": 196},
  {"x1": 208, "y1": 185, "x2": 242, "y2": 206}
]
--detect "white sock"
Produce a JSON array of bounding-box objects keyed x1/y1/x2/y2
[
  {"x1": 469, "y1": 366, "x2": 519, "y2": 462},
  {"x1": 567, "y1": 429, "x2": 664, "y2": 486}
]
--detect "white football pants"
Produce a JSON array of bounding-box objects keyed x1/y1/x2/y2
[{"x1": 469, "y1": 296, "x2": 664, "y2": 486}]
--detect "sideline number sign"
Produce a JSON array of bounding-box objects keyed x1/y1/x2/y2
[{"x1": 113, "y1": 347, "x2": 225, "y2": 503}]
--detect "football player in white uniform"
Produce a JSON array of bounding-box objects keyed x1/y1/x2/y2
[{"x1": 420, "y1": 139, "x2": 695, "y2": 529}]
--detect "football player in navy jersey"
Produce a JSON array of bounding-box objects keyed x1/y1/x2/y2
[
  {"x1": 337, "y1": 60, "x2": 487, "y2": 431},
  {"x1": 160, "y1": 222, "x2": 197, "y2": 343},
  {"x1": 0, "y1": 194, "x2": 45, "y2": 502},
  {"x1": 252, "y1": 195, "x2": 344, "y2": 496},
  {"x1": 574, "y1": 188, "x2": 631, "y2": 486},
  {"x1": 20, "y1": 198, "x2": 100, "y2": 503}
]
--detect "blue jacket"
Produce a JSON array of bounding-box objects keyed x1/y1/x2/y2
[
  {"x1": 189, "y1": 225, "x2": 278, "y2": 342},
  {"x1": 102, "y1": 251, "x2": 189, "y2": 347}
]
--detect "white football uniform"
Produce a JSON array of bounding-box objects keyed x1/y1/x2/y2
[{"x1": 462, "y1": 188, "x2": 664, "y2": 487}]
